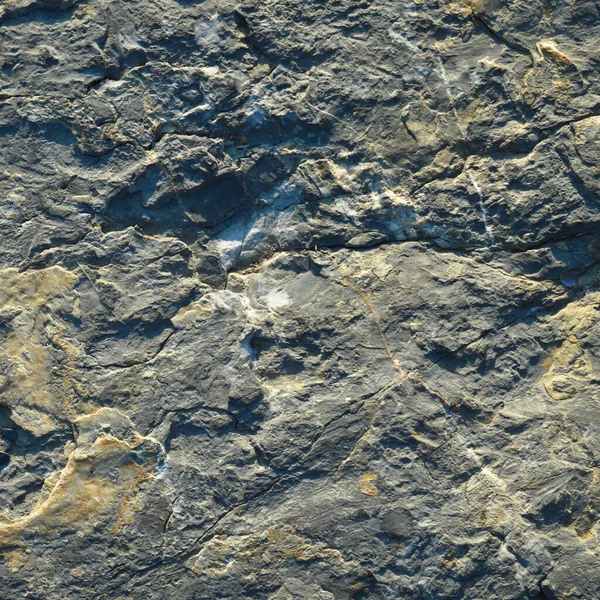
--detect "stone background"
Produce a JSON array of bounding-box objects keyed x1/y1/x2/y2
[{"x1": 1, "y1": 0, "x2": 600, "y2": 598}]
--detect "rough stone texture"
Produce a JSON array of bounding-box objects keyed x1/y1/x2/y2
[{"x1": 1, "y1": 0, "x2": 600, "y2": 598}]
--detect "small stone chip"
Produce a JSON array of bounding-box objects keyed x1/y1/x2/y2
[
  {"x1": 359, "y1": 473, "x2": 378, "y2": 497},
  {"x1": 560, "y1": 272, "x2": 578, "y2": 288}
]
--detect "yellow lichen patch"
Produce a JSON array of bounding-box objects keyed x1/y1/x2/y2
[
  {"x1": 436, "y1": 0, "x2": 473, "y2": 18},
  {"x1": 521, "y1": 43, "x2": 583, "y2": 110},
  {"x1": 4, "y1": 547, "x2": 30, "y2": 573},
  {"x1": 541, "y1": 299, "x2": 598, "y2": 400},
  {"x1": 0, "y1": 408, "x2": 159, "y2": 548},
  {"x1": 187, "y1": 526, "x2": 347, "y2": 579},
  {"x1": 171, "y1": 298, "x2": 219, "y2": 329},
  {"x1": 0, "y1": 266, "x2": 82, "y2": 435},
  {"x1": 359, "y1": 473, "x2": 378, "y2": 497},
  {"x1": 574, "y1": 516, "x2": 597, "y2": 543},
  {"x1": 111, "y1": 472, "x2": 147, "y2": 535},
  {"x1": 435, "y1": 0, "x2": 501, "y2": 18},
  {"x1": 536, "y1": 41, "x2": 573, "y2": 65},
  {"x1": 262, "y1": 378, "x2": 305, "y2": 396}
]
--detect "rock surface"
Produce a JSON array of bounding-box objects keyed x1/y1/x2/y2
[{"x1": 1, "y1": 0, "x2": 600, "y2": 598}]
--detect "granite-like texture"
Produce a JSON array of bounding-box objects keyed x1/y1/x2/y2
[{"x1": 1, "y1": 1, "x2": 600, "y2": 598}]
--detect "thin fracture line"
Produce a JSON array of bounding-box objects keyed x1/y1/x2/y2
[
  {"x1": 437, "y1": 56, "x2": 468, "y2": 140},
  {"x1": 437, "y1": 56, "x2": 495, "y2": 245},
  {"x1": 327, "y1": 251, "x2": 458, "y2": 411},
  {"x1": 329, "y1": 252, "x2": 407, "y2": 378},
  {"x1": 467, "y1": 171, "x2": 496, "y2": 245}
]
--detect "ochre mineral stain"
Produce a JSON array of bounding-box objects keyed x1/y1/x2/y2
[
  {"x1": 0, "y1": 408, "x2": 159, "y2": 547},
  {"x1": 542, "y1": 297, "x2": 598, "y2": 400},
  {"x1": 359, "y1": 473, "x2": 378, "y2": 497},
  {"x1": 0, "y1": 266, "x2": 81, "y2": 435}
]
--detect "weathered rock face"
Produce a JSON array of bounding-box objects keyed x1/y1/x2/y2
[{"x1": 1, "y1": 0, "x2": 600, "y2": 598}]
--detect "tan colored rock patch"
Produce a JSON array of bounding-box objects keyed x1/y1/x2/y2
[
  {"x1": 359, "y1": 473, "x2": 378, "y2": 496},
  {"x1": 0, "y1": 266, "x2": 82, "y2": 435},
  {"x1": 0, "y1": 408, "x2": 160, "y2": 547},
  {"x1": 542, "y1": 298, "x2": 598, "y2": 400},
  {"x1": 187, "y1": 525, "x2": 348, "y2": 579}
]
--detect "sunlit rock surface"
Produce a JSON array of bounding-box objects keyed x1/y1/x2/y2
[{"x1": 2, "y1": 1, "x2": 600, "y2": 598}]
